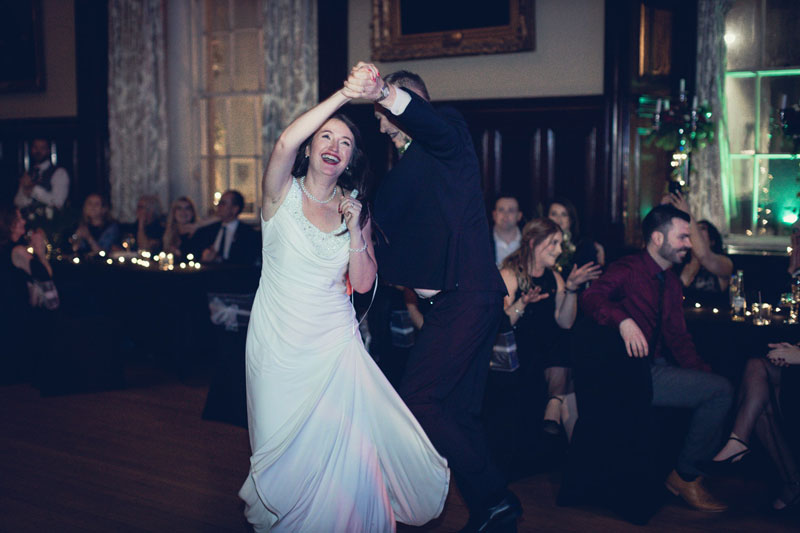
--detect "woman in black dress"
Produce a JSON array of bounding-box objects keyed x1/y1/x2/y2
[{"x1": 499, "y1": 218, "x2": 600, "y2": 440}]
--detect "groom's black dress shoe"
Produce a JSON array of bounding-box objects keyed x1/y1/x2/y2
[{"x1": 459, "y1": 491, "x2": 522, "y2": 533}]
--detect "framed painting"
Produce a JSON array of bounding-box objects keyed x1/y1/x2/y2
[
  {"x1": 372, "y1": 0, "x2": 535, "y2": 61},
  {"x1": 0, "y1": 0, "x2": 46, "y2": 93}
]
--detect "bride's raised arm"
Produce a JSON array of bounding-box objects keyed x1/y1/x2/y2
[{"x1": 261, "y1": 71, "x2": 365, "y2": 219}]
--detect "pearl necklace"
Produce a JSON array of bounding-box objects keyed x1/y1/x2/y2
[{"x1": 299, "y1": 176, "x2": 338, "y2": 204}]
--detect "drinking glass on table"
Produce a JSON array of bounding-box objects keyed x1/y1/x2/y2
[{"x1": 121, "y1": 233, "x2": 135, "y2": 251}]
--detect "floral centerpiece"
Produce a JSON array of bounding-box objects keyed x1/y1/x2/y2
[{"x1": 644, "y1": 92, "x2": 716, "y2": 192}]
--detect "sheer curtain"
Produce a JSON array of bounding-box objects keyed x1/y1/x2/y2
[
  {"x1": 108, "y1": 0, "x2": 168, "y2": 221},
  {"x1": 692, "y1": 0, "x2": 734, "y2": 233},
  {"x1": 261, "y1": 0, "x2": 318, "y2": 175}
]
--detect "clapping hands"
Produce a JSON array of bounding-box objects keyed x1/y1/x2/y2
[
  {"x1": 520, "y1": 285, "x2": 549, "y2": 305},
  {"x1": 766, "y1": 342, "x2": 800, "y2": 367},
  {"x1": 565, "y1": 261, "x2": 602, "y2": 291}
]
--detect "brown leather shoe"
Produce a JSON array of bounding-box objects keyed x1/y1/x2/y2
[{"x1": 665, "y1": 470, "x2": 727, "y2": 512}]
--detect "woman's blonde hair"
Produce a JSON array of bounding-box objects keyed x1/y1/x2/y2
[
  {"x1": 163, "y1": 196, "x2": 196, "y2": 253},
  {"x1": 500, "y1": 217, "x2": 561, "y2": 292}
]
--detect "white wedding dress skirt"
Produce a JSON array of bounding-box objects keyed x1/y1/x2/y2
[{"x1": 239, "y1": 180, "x2": 449, "y2": 532}]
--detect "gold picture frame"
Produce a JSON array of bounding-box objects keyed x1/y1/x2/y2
[{"x1": 371, "y1": 0, "x2": 535, "y2": 61}]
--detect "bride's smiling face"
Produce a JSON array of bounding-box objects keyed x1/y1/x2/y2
[{"x1": 305, "y1": 118, "x2": 354, "y2": 179}]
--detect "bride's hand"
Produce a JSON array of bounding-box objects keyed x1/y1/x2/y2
[{"x1": 339, "y1": 195, "x2": 363, "y2": 238}]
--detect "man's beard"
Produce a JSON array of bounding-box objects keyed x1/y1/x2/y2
[{"x1": 659, "y1": 241, "x2": 689, "y2": 265}]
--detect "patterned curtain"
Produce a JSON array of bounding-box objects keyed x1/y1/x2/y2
[
  {"x1": 108, "y1": 0, "x2": 168, "y2": 221},
  {"x1": 692, "y1": 0, "x2": 734, "y2": 233},
  {"x1": 262, "y1": 0, "x2": 318, "y2": 173}
]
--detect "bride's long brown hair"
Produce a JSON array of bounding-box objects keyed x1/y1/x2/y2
[{"x1": 500, "y1": 217, "x2": 561, "y2": 293}]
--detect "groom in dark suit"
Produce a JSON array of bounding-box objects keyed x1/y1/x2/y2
[{"x1": 347, "y1": 64, "x2": 520, "y2": 531}]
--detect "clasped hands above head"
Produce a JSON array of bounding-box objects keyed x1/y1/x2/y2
[{"x1": 343, "y1": 62, "x2": 384, "y2": 101}]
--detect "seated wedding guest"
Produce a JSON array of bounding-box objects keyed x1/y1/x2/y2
[
  {"x1": 500, "y1": 218, "x2": 600, "y2": 440},
  {"x1": 72, "y1": 193, "x2": 120, "y2": 255},
  {"x1": 546, "y1": 197, "x2": 605, "y2": 274},
  {"x1": 492, "y1": 194, "x2": 523, "y2": 266},
  {"x1": 0, "y1": 204, "x2": 56, "y2": 381},
  {"x1": 162, "y1": 196, "x2": 203, "y2": 258},
  {"x1": 14, "y1": 138, "x2": 70, "y2": 214},
  {"x1": 194, "y1": 189, "x2": 259, "y2": 266},
  {"x1": 581, "y1": 204, "x2": 733, "y2": 512},
  {"x1": 708, "y1": 342, "x2": 800, "y2": 511},
  {"x1": 664, "y1": 192, "x2": 733, "y2": 294},
  {"x1": 120, "y1": 194, "x2": 164, "y2": 252}
]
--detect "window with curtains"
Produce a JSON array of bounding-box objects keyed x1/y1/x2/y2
[
  {"x1": 197, "y1": 0, "x2": 264, "y2": 214},
  {"x1": 724, "y1": 0, "x2": 800, "y2": 251}
]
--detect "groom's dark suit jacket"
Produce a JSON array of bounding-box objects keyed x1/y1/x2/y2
[{"x1": 373, "y1": 90, "x2": 505, "y2": 295}]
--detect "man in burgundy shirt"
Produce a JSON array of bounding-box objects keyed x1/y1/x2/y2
[{"x1": 581, "y1": 204, "x2": 732, "y2": 512}]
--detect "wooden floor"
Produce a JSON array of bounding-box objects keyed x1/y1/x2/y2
[{"x1": 2, "y1": 369, "x2": 799, "y2": 532}]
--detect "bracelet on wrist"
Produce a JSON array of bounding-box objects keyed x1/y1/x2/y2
[
  {"x1": 349, "y1": 240, "x2": 368, "y2": 253},
  {"x1": 565, "y1": 286, "x2": 578, "y2": 294}
]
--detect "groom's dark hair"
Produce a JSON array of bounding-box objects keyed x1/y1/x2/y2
[{"x1": 385, "y1": 70, "x2": 430, "y2": 102}]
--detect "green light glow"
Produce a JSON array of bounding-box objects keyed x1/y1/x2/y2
[
  {"x1": 783, "y1": 212, "x2": 799, "y2": 225},
  {"x1": 726, "y1": 69, "x2": 800, "y2": 77}
]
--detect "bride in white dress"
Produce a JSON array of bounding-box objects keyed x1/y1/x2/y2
[{"x1": 238, "y1": 72, "x2": 449, "y2": 532}]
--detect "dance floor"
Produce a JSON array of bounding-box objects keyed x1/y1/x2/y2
[{"x1": 1, "y1": 366, "x2": 798, "y2": 532}]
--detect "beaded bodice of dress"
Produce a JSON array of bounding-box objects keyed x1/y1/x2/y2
[{"x1": 286, "y1": 178, "x2": 349, "y2": 258}]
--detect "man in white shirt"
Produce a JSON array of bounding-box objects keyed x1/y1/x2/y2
[
  {"x1": 14, "y1": 138, "x2": 70, "y2": 213},
  {"x1": 492, "y1": 195, "x2": 523, "y2": 266}
]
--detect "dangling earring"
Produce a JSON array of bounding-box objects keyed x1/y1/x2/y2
[{"x1": 345, "y1": 165, "x2": 351, "y2": 174}]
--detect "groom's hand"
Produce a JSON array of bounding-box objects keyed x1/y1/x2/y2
[{"x1": 344, "y1": 62, "x2": 382, "y2": 101}]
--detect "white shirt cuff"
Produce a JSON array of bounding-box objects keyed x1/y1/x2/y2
[{"x1": 389, "y1": 87, "x2": 411, "y2": 116}]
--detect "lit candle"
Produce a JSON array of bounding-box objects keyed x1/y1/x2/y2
[
  {"x1": 655, "y1": 98, "x2": 662, "y2": 114},
  {"x1": 781, "y1": 94, "x2": 788, "y2": 109},
  {"x1": 679, "y1": 78, "x2": 685, "y2": 93},
  {"x1": 692, "y1": 95, "x2": 698, "y2": 110}
]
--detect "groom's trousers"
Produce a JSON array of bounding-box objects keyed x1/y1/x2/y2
[{"x1": 398, "y1": 289, "x2": 507, "y2": 514}]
